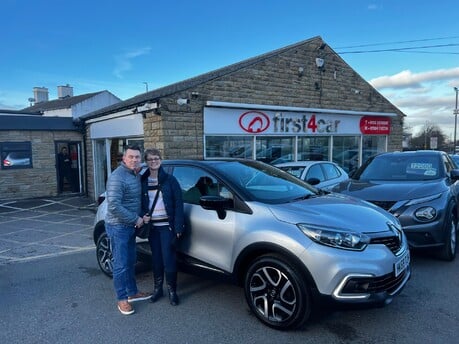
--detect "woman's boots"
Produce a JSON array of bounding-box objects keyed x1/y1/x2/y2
[
  {"x1": 165, "y1": 271, "x2": 179, "y2": 306},
  {"x1": 150, "y1": 272, "x2": 179, "y2": 306},
  {"x1": 150, "y1": 276, "x2": 163, "y2": 303}
]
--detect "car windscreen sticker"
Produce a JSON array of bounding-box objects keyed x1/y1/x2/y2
[
  {"x1": 407, "y1": 162, "x2": 436, "y2": 176},
  {"x1": 424, "y1": 169, "x2": 437, "y2": 176}
]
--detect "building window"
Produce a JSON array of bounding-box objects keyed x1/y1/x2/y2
[
  {"x1": 205, "y1": 136, "x2": 294, "y2": 164},
  {"x1": 255, "y1": 137, "x2": 294, "y2": 164},
  {"x1": 91, "y1": 137, "x2": 144, "y2": 200},
  {"x1": 205, "y1": 134, "x2": 386, "y2": 172},
  {"x1": 0, "y1": 142, "x2": 32, "y2": 169},
  {"x1": 298, "y1": 137, "x2": 330, "y2": 161}
]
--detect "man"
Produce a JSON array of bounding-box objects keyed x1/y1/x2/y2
[
  {"x1": 105, "y1": 145, "x2": 151, "y2": 315},
  {"x1": 57, "y1": 147, "x2": 72, "y2": 193}
]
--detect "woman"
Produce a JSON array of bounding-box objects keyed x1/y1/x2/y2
[{"x1": 141, "y1": 148, "x2": 184, "y2": 306}]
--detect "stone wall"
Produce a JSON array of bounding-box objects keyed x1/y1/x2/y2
[
  {"x1": 0, "y1": 130, "x2": 83, "y2": 200},
  {"x1": 143, "y1": 38, "x2": 403, "y2": 159},
  {"x1": 86, "y1": 37, "x2": 404, "y2": 201}
]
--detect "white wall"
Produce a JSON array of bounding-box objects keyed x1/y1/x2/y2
[{"x1": 72, "y1": 91, "x2": 121, "y2": 119}]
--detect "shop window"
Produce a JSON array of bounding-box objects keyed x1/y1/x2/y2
[
  {"x1": 205, "y1": 136, "x2": 294, "y2": 165},
  {"x1": 255, "y1": 137, "x2": 294, "y2": 164},
  {"x1": 332, "y1": 136, "x2": 360, "y2": 173},
  {"x1": 0, "y1": 142, "x2": 32, "y2": 169},
  {"x1": 362, "y1": 136, "x2": 386, "y2": 163},
  {"x1": 205, "y1": 136, "x2": 255, "y2": 159},
  {"x1": 298, "y1": 137, "x2": 330, "y2": 161}
]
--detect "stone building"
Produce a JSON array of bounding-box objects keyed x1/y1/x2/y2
[
  {"x1": 0, "y1": 111, "x2": 82, "y2": 199},
  {"x1": 82, "y1": 36, "x2": 404, "y2": 201},
  {"x1": 0, "y1": 88, "x2": 120, "y2": 200}
]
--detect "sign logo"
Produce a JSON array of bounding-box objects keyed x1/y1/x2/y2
[{"x1": 238, "y1": 111, "x2": 270, "y2": 133}]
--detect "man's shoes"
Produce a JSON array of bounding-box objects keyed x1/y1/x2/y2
[
  {"x1": 128, "y1": 291, "x2": 152, "y2": 302},
  {"x1": 117, "y1": 300, "x2": 135, "y2": 315}
]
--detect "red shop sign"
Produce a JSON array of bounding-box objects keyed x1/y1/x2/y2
[{"x1": 360, "y1": 116, "x2": 391, "y2": 135}]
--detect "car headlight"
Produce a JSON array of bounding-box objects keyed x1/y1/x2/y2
[
  {"x1": 298, "y1": 224, "x2": 370, "y2": 251},
  {"x1": 414, "y1": 206, "x2": 436, "y2": 221}
]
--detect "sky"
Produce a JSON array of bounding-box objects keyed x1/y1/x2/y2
[{"x1": 1, "y1": 0, "x2": 458, "y2": 139}]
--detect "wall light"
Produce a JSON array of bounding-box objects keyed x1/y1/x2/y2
[
  {"x1": 298, "y1": 67, "x2": 304, "y2": 77},
  {"x1": 315, "y1": 58, "x2": 324, "y2": 69},
  {"x1": 177, "y1": 98, "x2": 189, "y2": 105}
]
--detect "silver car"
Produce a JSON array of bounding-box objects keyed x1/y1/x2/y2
[
  {"x1": 93, "y1": 159, "x2": 410, "y2": 330},
  {"x1": 2, "y1": 152, "x2": 31, "y2": 167},
  {"x1": 274, "y1": 160, "x2": 349, "y2": 191}
]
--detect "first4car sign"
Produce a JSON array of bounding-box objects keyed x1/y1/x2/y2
[{"x1": 204, "y1": 107, "x2": 393, "y2": 136}]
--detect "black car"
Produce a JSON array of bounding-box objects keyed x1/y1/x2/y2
[{"x1": 333, "y1": 150, "x2": 459, "y2": 261}]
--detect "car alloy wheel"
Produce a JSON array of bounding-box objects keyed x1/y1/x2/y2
[
  {"x1": 244, "y1": 254, "x2": 310, "y2": 330},
  {"x1": 96, "y1": 232, "x2": 113, "y2": 277}
]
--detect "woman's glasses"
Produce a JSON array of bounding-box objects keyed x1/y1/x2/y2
[{"x1": 146, "y1": 157, "x2": 161, "y2": 162}]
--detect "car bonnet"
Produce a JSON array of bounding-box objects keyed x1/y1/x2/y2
[
  {"x1": 338, "y1": 179, "x2": 447, "y2": 201},
  {"x1": 268, "y1": 193, "x2": 396, "y2": 233}
]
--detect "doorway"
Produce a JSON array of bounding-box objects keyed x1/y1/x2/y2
[{"x1": 55, "y1": 141, "x2": 82, "y2": 194}]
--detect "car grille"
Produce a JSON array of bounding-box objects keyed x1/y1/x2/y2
[
  {"x1": 368, "y1": 200, "x2": 396, "y2": 211},
  {"x1": 342, "y1": 269, "x2": 409, "y2": 296},
  {"x1": 367, "y1": 269, "x2": 409, "y2": 295},
  {"x1": 370, "y1": 235, "x2": 402, "y2": 254}
]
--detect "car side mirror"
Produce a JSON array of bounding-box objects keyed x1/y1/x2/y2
[
  {"x1": 306, "y1": 177, "x2": 320, "y2": 186},
  {"x1": 451, "y1": 169, "x2": 459, "y2": 182},
  {"x1": 199, "y1": 195, "x2": 233, "y2": 220}
]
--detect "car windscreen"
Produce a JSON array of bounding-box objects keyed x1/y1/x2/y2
[
  {"x1": 357, "y1": 155, "x2": 441, "y2": 181},
  {"x1": 213, "y1": 160, "x2": 316, "y2": 203}
]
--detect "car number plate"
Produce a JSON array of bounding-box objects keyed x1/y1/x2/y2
[{"x1": 395, "y1": 250, "x2": 410, "y2": 277}]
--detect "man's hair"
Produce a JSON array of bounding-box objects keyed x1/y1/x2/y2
[
  {"x1": 144, "y1": 148, "x2": 162, "y2": 160},
  {"x1": 124, "y1": 145, "x2": 141, "y2": 154}
]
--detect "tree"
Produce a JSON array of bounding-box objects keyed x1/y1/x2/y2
[{"x1": 410, "y1": 123, "x2": 449, "y2": 151}]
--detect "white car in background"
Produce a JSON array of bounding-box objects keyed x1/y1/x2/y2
[
  {"x1": 275, "y1": 161, "x2": 349, "y2": 191},
  {"x1": 2, "y1": 152, "x2": 31, "y2": 167}
]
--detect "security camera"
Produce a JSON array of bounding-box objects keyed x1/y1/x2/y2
[
  {"x1": 177, "y1": 98, "x2": 189, "y2": 105},
  {"x1": 315, "y1": 58, "x2": 324, "y2": 68}
]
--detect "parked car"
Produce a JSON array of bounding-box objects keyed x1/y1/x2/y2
[
  {"x1": 269, "y1": 151, "x2": 327, "y2": 164},
  {"x1": 333, "y1": 150, "x2": 459, "y2": 261},
  {"x1": 2, "y1": 152, "x2": 31, "y2": 167},
  {"x1": 94, "y1": 159, "x2": 410, "y2": 330},
  {"x1": 274, "y1": 161, "x2": 348, "y2": 191},
  {"x1": 449, "y1": 154, "x2": 459, "y2": 167}
]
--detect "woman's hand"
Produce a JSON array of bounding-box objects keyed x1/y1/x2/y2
[{"x1": 143, "y1": 214, "x2": 151, "y2": 224}]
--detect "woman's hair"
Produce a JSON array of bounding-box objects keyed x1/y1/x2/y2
[{"x1": 144, "y1": 148, "x2": 162, "y2": 160}]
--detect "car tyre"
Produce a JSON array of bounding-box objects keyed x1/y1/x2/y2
[
  {"x1": 437, "y1": 207, "x2": 457, "y2": 261},
  {"x1": 96, "y1": 231, "x2": 113, "y2": 277},
  {"x1": 244, "y1": 254, "x2": 311, "y2": 330}
]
